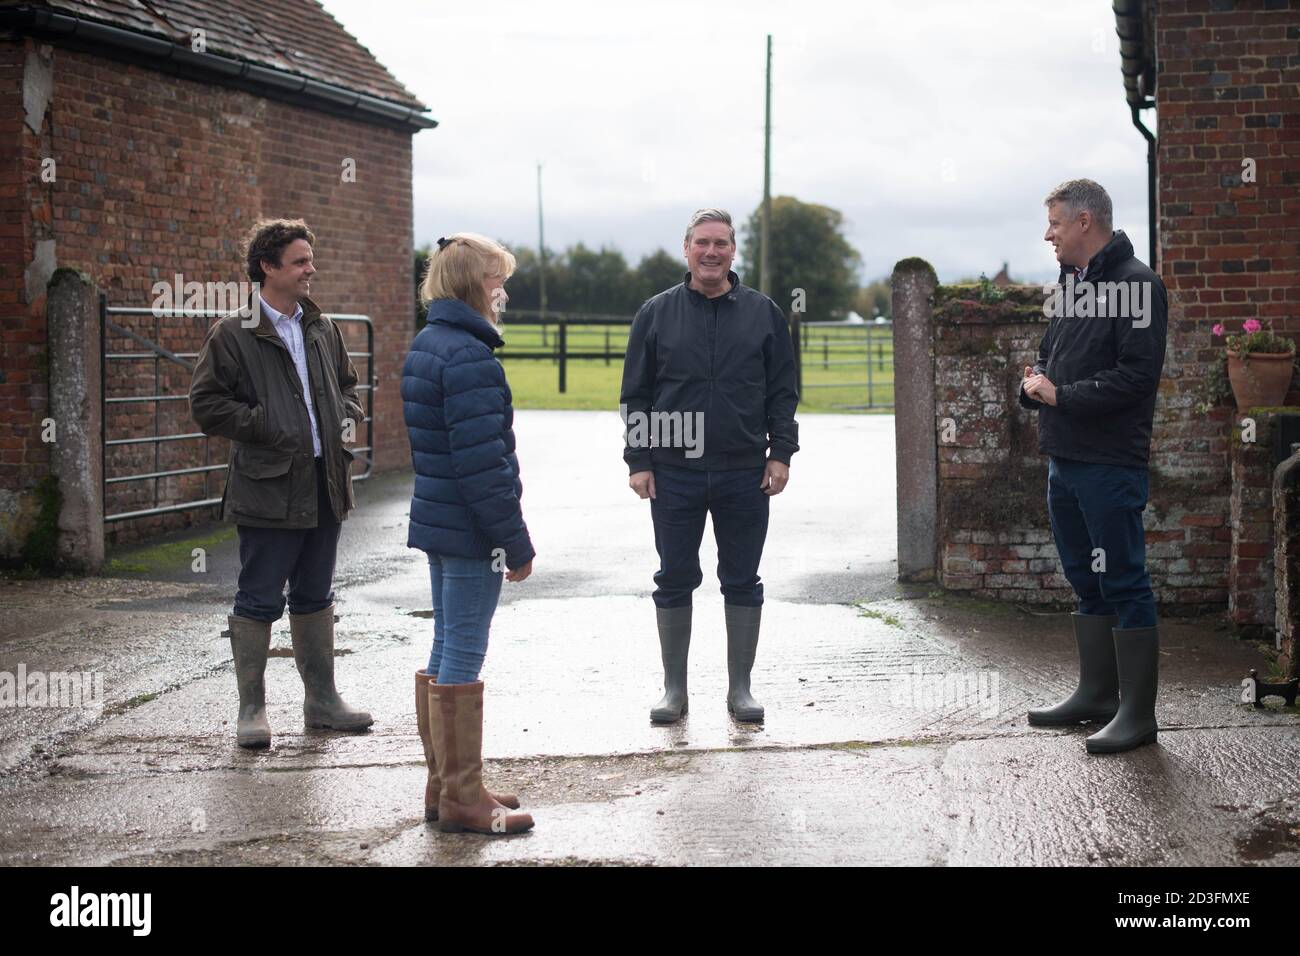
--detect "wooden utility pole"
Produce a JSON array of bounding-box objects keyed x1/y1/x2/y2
[{"x1": 760, "y1": 34, "x2": 772, "y2": 298}]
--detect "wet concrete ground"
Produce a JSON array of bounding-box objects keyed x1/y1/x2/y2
[{"x1": 0, "y1": 411, "x2": 1295, "y2": 866}]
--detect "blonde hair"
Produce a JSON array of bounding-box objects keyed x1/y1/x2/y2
[{"x1": 420, "y1": 233, "x2": 517, "y2": 322}]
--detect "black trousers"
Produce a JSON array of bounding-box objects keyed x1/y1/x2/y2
[{"x1": 232, "y1": 460, "x2": 341, "y2": 623}]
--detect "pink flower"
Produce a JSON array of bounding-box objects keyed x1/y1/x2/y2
[
  {"x1": 1243, "y1": 319, "x2": 1262, "y2": 333},
  {"x1": 1212, "y1": 323, "x2": 1225, "y2": 337}
]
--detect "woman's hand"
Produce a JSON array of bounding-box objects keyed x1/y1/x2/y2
[{"x1": 505, "y1": 560, "x2": 533, "y2": 583}]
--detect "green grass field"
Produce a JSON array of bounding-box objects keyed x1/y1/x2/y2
[{"x1": 500, "y1": 322, "x2": 894, "y2": 414}]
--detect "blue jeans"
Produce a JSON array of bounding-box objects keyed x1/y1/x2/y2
[
  {"x1": 650, "y1": 464, "x2": 770, "y2": 608},
  {"x1": 424, "y1": 553, "x2": 503, "y2": 684},
  {"x1": 1047, "y1": 457, "x2": 1157, "y2": 629}
]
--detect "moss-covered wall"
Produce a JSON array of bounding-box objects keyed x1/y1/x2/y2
[{"x1": 932, "y1": 283, "x2": 1228, "y2": 613}]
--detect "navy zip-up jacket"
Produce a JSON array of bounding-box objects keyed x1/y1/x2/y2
[
  {"x1": 620, "y1": 271, "x2": 800, "y2": 473},
  {"x1": 402, "y1": 298, "x2": 535, "y2": 570},
  {"x1": 1019, "y1": 230, "x2": 1168, "y2": 468}
]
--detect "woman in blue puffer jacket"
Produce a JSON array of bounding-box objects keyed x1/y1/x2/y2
[{"x1": 403, "y1": 233, "x2": 535, "y2": 835}]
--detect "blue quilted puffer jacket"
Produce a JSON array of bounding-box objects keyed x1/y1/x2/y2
[{"x1": 401, "y1": 298, "x2": 535, "y2": 570}]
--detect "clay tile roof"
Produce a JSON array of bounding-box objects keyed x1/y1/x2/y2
[{"x1": 18, "y1": 0, "x2": 426, "y2": 109}]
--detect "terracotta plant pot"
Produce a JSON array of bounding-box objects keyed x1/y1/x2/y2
[{"x1": 1226, "y1": 349, "x2": 1296, "y2": 412}]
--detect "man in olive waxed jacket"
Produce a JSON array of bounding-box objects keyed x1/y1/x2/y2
[{"x1": 190, "y1": 218, "x2": 371, "y2": 748}]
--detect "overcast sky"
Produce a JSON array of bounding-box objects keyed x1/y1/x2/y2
[{"x1": 321, "y1": 0, "x2": 1151, "y2": 285}]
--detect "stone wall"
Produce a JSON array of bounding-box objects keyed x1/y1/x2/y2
[
  {"x1": 893, "y1": 274, "x2": 1229, "y2": 613},
  {"x1": 1274, "y1": 451, "x2": 1299, "y2": 678}
]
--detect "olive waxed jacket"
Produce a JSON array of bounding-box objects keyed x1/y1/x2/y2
[{"x1": 189, "y1": 295, "x2": 363, "y2": 528}]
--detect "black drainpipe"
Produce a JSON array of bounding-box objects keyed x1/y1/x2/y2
[
  {"x1": 1131, "y1": 107, "x2": 1157, "y2": 269},
  {"x1": 1115, "y1": 0, "x2": 1158, "y2": 268}
]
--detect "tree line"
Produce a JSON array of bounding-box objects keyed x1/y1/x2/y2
[{"x1": 413, "y1": 197, "x2": 891, "y2": 327}]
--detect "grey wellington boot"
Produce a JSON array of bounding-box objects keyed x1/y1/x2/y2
[
  {"x1": 289, "y1": 605, "x2": 373, "y2": 731},
  {"x1": 649, "y1": 605, "x2": 692, "y2": 723},
  {"x1": 725, "y1": 603, "x2": 765, "y2": 723},
  {"x1": 228, "y1": 615, "x2": 272, "y2": 748},
  {"x1": 1027, "y1": 613, "x2": 1120, "y2": 726},
  {"x1": 1086, "y1": 626, "x2": 1159, "y2": 754}
]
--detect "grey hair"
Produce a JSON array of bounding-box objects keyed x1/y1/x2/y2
[
  {"x1": 1043, "y1": 179, "x2": 1113, "y2": 232},
  {"x1": 684, "y1": 208, "x2": 735, "y2": 244}
]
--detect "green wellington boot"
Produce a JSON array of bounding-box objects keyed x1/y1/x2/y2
[
  {"x1": 1086, "y1": 626, "x2": 1160, "y2": 754},
  {"x1": 650, "y1": 605, "x2": 691, "y2": 723},
  {"x1": 1027, "y1": 613, "x2": 1120, "y2": 726},
  {"x1": 289, "y1": 605, "x2": 373, "y2": 731},
  {"x1": 228, "y1": 615, "x2": 272, "y2": 748},
  {"x1": 725, "y1": 603, "x2": 765, "y2": 723}
]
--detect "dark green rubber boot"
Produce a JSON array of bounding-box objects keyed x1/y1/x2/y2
[
  {"x1": 1027, "y1": 613, "x2": 1119, "y2": 726},
  {"x1": 228, "y1": 615, "x2": 272, "y2": 748},
  {"x1": 725, "y1": 603, "x2": 765, "y2": 723},
  {"x1": 650, "y1": 605, "x2": 691, "y2": 723},
  {"x1": 1087, "y1": 626, "x2": 1159, "y2": 754},
  {"x1": 290, "y1": 605, "x2": 373, "y2": 731}
]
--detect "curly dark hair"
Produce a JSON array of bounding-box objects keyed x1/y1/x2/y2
[{"x1": 244, "y1": 218, "x2": 316, "y2": 282}]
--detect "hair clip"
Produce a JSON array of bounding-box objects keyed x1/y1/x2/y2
[{"x1": 436, "y1": 236, "x2": 453, "y2": 250}]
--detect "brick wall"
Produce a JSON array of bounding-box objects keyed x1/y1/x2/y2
[
  {"x1": 0, "y1": 37, "x2": 50, "y2": 558},
  {"x1": 928, "y1": 283, "x2": 1228, "y2": 612},
  {"x1": 2, "y1": 41, "x2": 416, "y2": 555},
  {"x1": 1228, "y1": 410, "x2": 1293, "y2": 631},
  {"x1": 932, "y1": 287, "x2": 1065, "y2": 605},
  {"x1": 1274, "y1": 451, "x2": 1299, "y2": 678},
  {"x1": 899, "y1": 2, "x2": 1300, "y2": 621},
  {"x1": 1152, "y1": 0, "x2": 1300, "y2": 605}
]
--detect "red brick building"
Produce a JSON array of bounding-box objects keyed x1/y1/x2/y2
[
  {"x1": 1119, "y1": 0, "x2": 1300, "y2": 628},
  {"x1": 0, "y1": 0, "x2": 434, "y2": 561},
  {"x1": 897, "y1": 1, "x2": 1299, "y2": 642}
]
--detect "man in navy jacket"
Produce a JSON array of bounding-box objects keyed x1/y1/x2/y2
[
  {"x1": 1021, "y1": 179, "x2": 1168, "y2": 754},
  {"x1": 620, "y1": 208, "x2": 799, "y2": 724}
]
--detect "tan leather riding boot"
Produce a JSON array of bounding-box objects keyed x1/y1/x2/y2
[
  {"x1": 428, "y1": 681, "x2": 533, "y2": 835},
  {"x1": 415, "y1": 670, "x2": 519, "y2": 822}
]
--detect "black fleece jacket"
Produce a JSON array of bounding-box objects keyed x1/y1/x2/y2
[
  {"x1": 1019, "y1": 230, "x2": 1168, "y2": 468},
  {"x1": 620, "y1": 271, "x2": 799, "y2": 473}
]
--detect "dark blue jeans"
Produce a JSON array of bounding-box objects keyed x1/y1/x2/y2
[
  {"x1": 233, "y1": 460, "x2": 341, "y2": 622},
  {"x1": 1047, "y1": 456, "x2": 1157, "y2": 629},
  {"x1": 650, "y1": 464, "x2": 770, "y2": 608}
]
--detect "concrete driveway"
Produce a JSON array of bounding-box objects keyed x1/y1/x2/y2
[{"x1": 0, "y1": 411, "x2": 1295, "y2": 866}]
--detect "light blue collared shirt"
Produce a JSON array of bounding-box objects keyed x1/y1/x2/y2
[{"x1": 260, "y1": 295, "x2": 322, "y2": 458}]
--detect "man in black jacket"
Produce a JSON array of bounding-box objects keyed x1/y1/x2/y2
[
  {"x1": 1020, "y1": 179, "x2": 1167, "y2": 754},
  {"x1": 620, "y1": 208, "x2": 799, "y2": 724}
]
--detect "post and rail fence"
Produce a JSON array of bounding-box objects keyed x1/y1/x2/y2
[{"x1": 490, "y1": 308, "x2": 893, "y2": 409}]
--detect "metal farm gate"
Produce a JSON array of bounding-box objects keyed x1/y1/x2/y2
[{"x1": 100, "y1": 297, "x2": 374, "y2": 525}]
